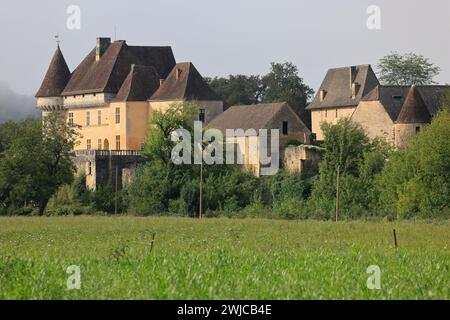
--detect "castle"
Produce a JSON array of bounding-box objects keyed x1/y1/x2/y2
[
  {"x1": 307, "y1": 65, "x2": 448, "y2": 147},
  {"x1": 36, "y1": 38, "x2": 448, "y2": 187}
]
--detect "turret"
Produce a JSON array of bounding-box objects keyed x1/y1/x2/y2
[{"x1": 35, "y1": 45, "x2": 71, "y2": 113}]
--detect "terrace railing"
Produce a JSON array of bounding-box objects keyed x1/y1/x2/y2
[{"x1": 74, "y1": 150, "x2": 142, "y2": 157}]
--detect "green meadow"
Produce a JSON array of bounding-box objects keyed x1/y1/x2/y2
[{"x1": 0, "y1": 216, "x2": 448, "y2": 299}]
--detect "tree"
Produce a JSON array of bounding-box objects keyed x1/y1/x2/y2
[
  {"x1": 206, "y1": 62, "x2": 314, "y2": 128},
  {"x1": 307, "y1": 119, "x2": 388, "y2": 219},
  {"x1": 377, "y1": 52, "x2": 440, "y2": 85},
  {"x1": 262, "y1": 62, "x2": 314, "y2": 127},
  {"x1": 0, "y1": 113, "x2": 80, "y2": 215},
  {"x1": 206, "y1": 75, "x2": 265, "y2": 107},
  {"x1": 376, "y1": 108, "x2": 450, "y2": 218}
]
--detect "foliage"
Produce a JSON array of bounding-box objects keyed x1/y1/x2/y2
[
  {"x1": 308, "y1": 119, "x2": 390, "y2": 219},
  {"x1": 206, "y1": 62, "x2": 313, "y2": 127},
  {"x1": 206, "y1": 75, "x2": 265, "y2": 106},
  {"x1": 376, "y1": 109, "x2": 450, "y2": 218},
  {"x1": 262, "y1": 62, "x2": 314, "y2": 127},
  {"x1": 377, "y1": 52, "x2": 440, "y2": 85},
  {"x1": 0, "y1": 113, "x2": 79, "y2": 215}
]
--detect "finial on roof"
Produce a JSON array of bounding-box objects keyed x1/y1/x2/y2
[{"x1": 55, "y1": 33, "x2": 60, "y2": 48}]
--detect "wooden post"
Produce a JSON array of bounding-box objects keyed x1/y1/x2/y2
[
  {"x1": 114, "y1": 166, "x2": 118, "y2": 215},
  {"x1": 393, "y1": 229, "x2": 398, "y2": 249},
  {"x1": 199, "y1": 161, "x2": 203, "y2": 219},
  {"x1": 335, "y1": 164, "x2": 340, "y2": 222}
]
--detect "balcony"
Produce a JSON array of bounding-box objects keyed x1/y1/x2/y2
[{"x1": 74, "y1": 150, "x2": 142, "y2": 157}]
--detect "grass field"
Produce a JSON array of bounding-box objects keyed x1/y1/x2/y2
[{"x1": 0, "y1": 216, "x2": 448, "y2": 299}]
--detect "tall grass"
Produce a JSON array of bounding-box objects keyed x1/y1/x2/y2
[{"x1": 0, "y1": 216, "x2": 448, "y2": 299}]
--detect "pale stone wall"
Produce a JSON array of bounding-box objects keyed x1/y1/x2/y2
[
  {"x1": 311, "y1": 106, "x2": 356, "y2": 140},
  {"x1": 394, "y1": 123, "x2": 425, "y2": 148},
  {"x1": 351, "y1": 101, "x2": 394, "y2": 143},
  {"x1": 283, "y1": 145, "x2": 324, "y2": 174}
]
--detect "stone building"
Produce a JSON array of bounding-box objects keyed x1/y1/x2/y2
[
  {"x1": 307, "y1": 64, "x2": 448, "y2": 148},
  {"x1": 36, "y1": 37, "x2": 223, "y2": 189},
  {"x1": 306, "y1": 65, "x2": 379, "y2": 141},
  {"x1": 208, "y1": 102, "x2": 311, "y2": 176}
]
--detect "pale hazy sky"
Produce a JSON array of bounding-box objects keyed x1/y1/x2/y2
[{"x1": 0, "y1": 0, "x2": 449, "y2": 95}]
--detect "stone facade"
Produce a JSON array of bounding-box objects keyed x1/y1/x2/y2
[
  {"x1": 72, "y1": 150, "x2": 145, "y2": 190},
  {"x1": 283, "y1": 145, "x2": 324, "y2": 174}
]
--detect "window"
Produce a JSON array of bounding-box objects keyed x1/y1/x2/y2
[
  {"x1": 86, "y1": 111, "x2": 90, "y2": 126},
  {"x1": 98, "y1": 139, "x2": 102, "y2": 150},
  {"x1": 115, "y1": 135, "x2": 121, "y2": 150},
  {"x1": 86, "y1": 139, "x2": 91, "y2": 150},
  {"x1": 335, "y1": 109, "x2": 338, "y2": 118},
  {"x1": 199, "y1": 109, "x2": 206, "y2": 123},
  {"x1": 98, "y1": 110, "x2": 102, "y2": 125},
  {"x1": 415, "y1": 126, "x2": 421, "y2": 133},
  {"x1": 115, "y1": 107, "x2": 120, "y2": 124},
  {"x1": 282, "y1": 121, "x2": 289, "y2": 135},
  {"x1": 68, "y1": 113, "x2": 74, "y2": 127},
  {"x1": 325, "y1": 110, "x2": 328, "y2": 118},
  {"x1": 87, "y1": 161, "x2": 92, "y2": 175}
]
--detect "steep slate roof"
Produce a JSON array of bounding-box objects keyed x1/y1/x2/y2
[
  {"x1": 306, "y1": 64, "x2": 379, "y2": 110},
  {"x1": 113, "y1": 65, "x2": 161, "y2": 102},
  {"x1": 62, "y1": 41, "x2": 175, "y2": 95},
  {"x1": 208, "y1": 102, "x2": 308, "y2": 133},
  {"x1": 35, "y1": 46, "x2": 71, "y2": 97},
  {"x1": 415, "y1": 86, "x2": 449, "y2": 116},
  {"x1": 150, "y1": 62, "x2": 221, "y2": 101},
  {"x1": 396, "y1": 86, "x2": 432, "y2": 123},
  {"x1": 362, "y1": 85, "x2": 449, "y2": 123},
  {"x1": 362, "y1": 85, "x2": 411, "y2": 121}
]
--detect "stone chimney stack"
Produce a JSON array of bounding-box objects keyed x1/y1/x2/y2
[
  {"x1": 349, "y1": 66, "x2": 357, "y2": 88},
  {"x1": 96, "y1": 37, "x2": 111, "y2": 62}
]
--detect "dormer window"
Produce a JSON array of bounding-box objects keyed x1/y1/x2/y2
[
  {"x1": 176, "y1": 68, "x2": 182, "y2": 80},
  {"x1": 320, "y1": 90, "x2": 327, "y2": 102}
]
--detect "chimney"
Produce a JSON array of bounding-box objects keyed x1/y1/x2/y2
[
  {"x1": 159, "y1": 79, "x2": 165, "y2": 86},
  {"x1": 175, "y1": 68, "x2": 182, "y2": 80},
  {"x1": 96, "y1": 37, "x2": 111, "y2": 62},
  {"x1": 320, "y1": 89, "x2": 327, "y2": 102},
  {"x1": 349, "y1": 66, "x2": 357, "y2": 88},
  {"x1": 351, "y1": 82, "x2": 360, "y2": 99}
]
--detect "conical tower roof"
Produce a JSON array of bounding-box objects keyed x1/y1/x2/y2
[
  {"x1": 35, "y1": 46, "x2": 71, "y2": 97},
  {"x1": 396, "y1": 86, "x2": 431, "y2": 123}
]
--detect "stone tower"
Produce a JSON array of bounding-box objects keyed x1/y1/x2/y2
[
  {"x1": 394, "y1": 85, "x2": 431, "y2": 148},
  {"x1": 35, "y1": 45, "x2": 71, "y2": 116}
]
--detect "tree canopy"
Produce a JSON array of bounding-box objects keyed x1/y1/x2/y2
[
  {"x1": 206, "y1": 62, "x2": 314, "y2": 127},
  {"x1": 376, "y1": 52, "x2": 440, "y2": 85}
]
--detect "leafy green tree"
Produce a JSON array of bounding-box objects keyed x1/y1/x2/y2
[
  {"x1": 308, "y1": 119, "x2": 385, "y2": 219},
  {"x1": 262, "y1": 62, "x2": 314, "y2": 127},
  {"x1": 0, "y1": 112, "x2": 79, "y2": 215},
  {"x1": 376, "y1": 108, "x2": 450, "y2": 218},
  {"x1": 377, "y1": 52, "x2": 440, "y2": 85},
  {"x1": 206, "y1": 75, "x2": 265, "y2": 107}
]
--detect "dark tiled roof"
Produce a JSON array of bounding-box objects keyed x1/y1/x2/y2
[
  {"x1": 35, "y1": 46, "x2": 71, "y2": 97},
  {"x1": 306, "y1": 64, "x2": 379, "y2": 110},
  {"x1": 150, "y1": 62, "x2": 221, "y2": 101},
  {"x1": 363, "y1": 85, "x2": 449, "y2": 123},
  {"x1": 62, "y1": 41, "x2": 175, "y2": 95},
  {"x1": 208, "y1": 102, "x2": 307, "y2": 133},
  {"x1": 113, "y1": 65, "x2": 160, "y2": 102},
  {"x1": 396, "y1": 86, "x2": 431, "y2": 124},
  {"x1": 362, "y1": 85, "x2": 410, "y2": 121},
  {"x1": 416, "y1": 86, "x2": 449, "y2": 116}
]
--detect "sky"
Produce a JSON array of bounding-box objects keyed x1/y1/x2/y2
[{"x1": 0, "y1": 0, "x2": 449, "y2": 96}]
